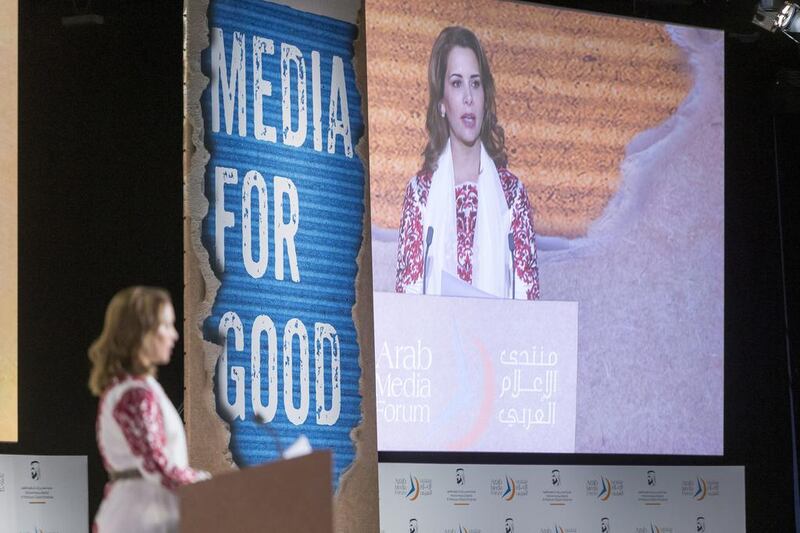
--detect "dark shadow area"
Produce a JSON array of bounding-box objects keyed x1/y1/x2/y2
[{"x1": 0, "y1": 0, "x2": 184, "y2": 522}]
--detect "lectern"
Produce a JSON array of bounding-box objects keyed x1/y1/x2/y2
[{"x1": 179, "y1": 451, "x2": 333, "y2": 532}]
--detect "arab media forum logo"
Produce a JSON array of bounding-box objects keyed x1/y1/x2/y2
[
  {"x1": 636, "y1": 522, "x2": 672, "y2": 533},
  {"x1": 398, "y1": 473, "x2": 431, "y2": 500},
  {"x1": 598, "y1": 476, "x2": 611, "y2": 501},
  {"x1": 693, "y1": 477, "x2": 707, "y2": 501},
  {"x1": 445, "y1": 523, "x2": 480, "y2": 533},
  {"x1": 543, "y1": 524, "x2": 575, "y2": 533},
  {"x1": 492, "y1": 474, "x2": 527, "y2": 500},
  {"x1": 586, "y1": 474, "x2": 621, "y2": 500},
  {"x1": 682, "y1": 475, "x2": 718, "y2": 500},
  {"x1": 503, "y1": 476, "x2": 517, "y2": 501},
  {"x1": 406, "y1": 475, "x2": 420, "y2": 501}
]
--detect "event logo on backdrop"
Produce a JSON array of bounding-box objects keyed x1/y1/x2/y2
[
  {"x1": 682, "y1": 476, "x2": 719, "y2": 500},
  {"x1": 377, "y1": 464, "x2": 745, "y2": 533},
  {"x1": 201, "y1": 0, "x2": 363, "y2": 485},
  {"x1": 0, "y1": 455, "x2": 88, "y2": 532},
  {"x1": 586, "y1": 474, "x2": 624, "y2": 501}
]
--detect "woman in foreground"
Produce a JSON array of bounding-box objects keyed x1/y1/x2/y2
[{"x1": 89, "y1": 286, "x2": 209, "y2": 533}]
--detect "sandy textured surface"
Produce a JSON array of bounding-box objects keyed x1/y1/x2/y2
[
  {"x1": 365, "y1": 0, "x2": 692, "y2": 237},
  {"x1": 372, "y1": 25, "x2": 724, "y2": 455},
  {"x1": 0, "y1": 1, "x2": 18, "y2": 443}
]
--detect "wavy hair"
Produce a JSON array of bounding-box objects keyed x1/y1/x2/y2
[
  {"x1": 422, "y1": 26, "x2": 507, "y2": 173},
  {"x1": 88, "y1": 286, "x2": 171, "y2": 396}
]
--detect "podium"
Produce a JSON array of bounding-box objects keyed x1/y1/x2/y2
[
  {"x1": 372, "y1": 292, "x2": 579, "y2": 453},
  {"x1": 179, "y1": 451, "x2": 333, "y2": 532}
]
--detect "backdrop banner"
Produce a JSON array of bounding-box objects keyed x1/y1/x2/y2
[
  {"x1": 379, "y1": 463, "x2": 745, "y2": 533},
  {"x1": 0, "y1": 454, "x2": 88, "y2": 533},
  {"x1": 184, "y1": 1, "x2": 375, "y2": 528}
]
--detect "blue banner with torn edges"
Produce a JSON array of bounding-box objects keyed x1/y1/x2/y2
[{"x1": 200, "y1": 0, "x2": 363, "y2": 487}]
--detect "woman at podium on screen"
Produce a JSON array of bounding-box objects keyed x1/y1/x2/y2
[
  {"x1": 89, "y1": 287, "x2": 209, "y2": 532},
  {"x1": 395, "y1": 26, "x2": 540, "y2": 300}
]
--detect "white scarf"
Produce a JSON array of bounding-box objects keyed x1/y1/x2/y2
[{"x1": 422, "y1": 140, "x2": 512, "y2": 298}]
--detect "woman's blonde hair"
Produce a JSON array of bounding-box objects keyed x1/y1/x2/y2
[
  {"x1": 88, "y1": 286, "x2": 172, "y2": 396},
  {"x1": 422, "y1": 26, "x2": 507, "y2": 173}
]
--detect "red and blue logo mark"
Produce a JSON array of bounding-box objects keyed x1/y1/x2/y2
[
  {"x1": 694, "y1": 477, "x2": 708, "y2": 500},
  {"x1": 406, "y1": 475, "x2": 420, "y2": 501},
  {"x1": 598, "y1": 476, "x2": 611, "y2": 501},
  {"x1": 503, "y1": 476, "x2": 517, "y2": 501}
]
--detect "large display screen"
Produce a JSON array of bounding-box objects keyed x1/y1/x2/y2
[
  {"x1": 0, "y1": 0, "x2": 18, "y2": 443},
  {"x1": 366, "y1": 0, "x2": 724, "y2": 455}
]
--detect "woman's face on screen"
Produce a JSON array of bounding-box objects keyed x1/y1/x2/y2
[{"x1": 440, "y1": 46, "x2": 485, "y2": 150}]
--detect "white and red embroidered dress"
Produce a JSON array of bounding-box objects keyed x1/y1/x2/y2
[
  {"x1": 94, "y1": 374, "x2": 207, "y2": 533},
  {"x1": 395, "y1": 168, "x2": 541, "y2": 300}
]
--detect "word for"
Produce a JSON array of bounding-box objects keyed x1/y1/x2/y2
[{"x1": 214, "y1": 166, "x2": 300, "y2": 280}]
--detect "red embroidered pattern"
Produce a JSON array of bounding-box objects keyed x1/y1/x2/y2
[
  {"x1": 113, "y1": 386, "x2": 200, "y2": 490},
  {"x1": 499, "y1": 169, "x2": 541, "y2": 300},
  {"x1": 455, "y1": 183, "x2": 478, "y2": 283},
  {"x1": 395, "y1": 169, "x2": 540, "y2": 299},
  {"x1": 394, "y1": 173, "x2": 431, "y2": 292}
]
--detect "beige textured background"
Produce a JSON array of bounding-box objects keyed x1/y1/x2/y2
[
  {"x1": 0, "y1": 1, "x2": 18, "y2": 443},
  {"x1": 183, "y1": 1, "x2": 377, "y2": 531},
  {"x1": 365, "y1": 0, "x2": 692, "y2": 237}
]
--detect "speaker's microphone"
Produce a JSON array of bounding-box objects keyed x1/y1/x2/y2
[
  {"x1": 423, "y1": 227, "x2": 434, "y2": 295},
  {"x1": 507, "y1": 232, "x2": 516, "y2": 299},
  {"x1": 255, "y1": 414, "x2": 284, "y2": 458}
]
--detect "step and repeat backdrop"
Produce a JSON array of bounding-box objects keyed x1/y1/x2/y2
[
  {"x1": 379, "y1": 464, "x2": 745, "y2": 533},
  {"x1": 184, "y1": 0, "x2": 731, "y2": 531},
  {"x1": 0, "y1": 455, "x2": 88, "y2": 533}
]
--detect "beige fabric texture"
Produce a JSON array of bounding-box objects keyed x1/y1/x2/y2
[{"x1": 365, "y1": 0, "x2": 691, "y2": 237}]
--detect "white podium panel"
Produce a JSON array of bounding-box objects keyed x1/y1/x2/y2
[{"x1": 375, "y1": 293, "x2": 579, "y2": 453}]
